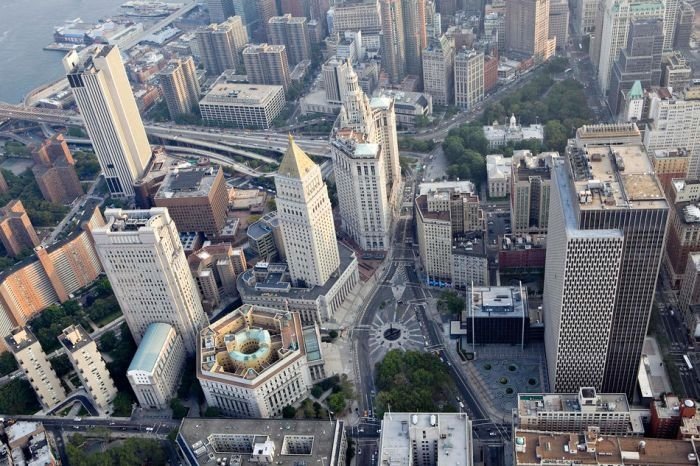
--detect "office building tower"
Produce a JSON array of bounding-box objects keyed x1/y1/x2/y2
[
  {"x1": 663, "y1": 189, "x2": 700, "y2": 288},
  {"x1": 545, "y1": 127, "x2": 668, "y2": 395},
  {"x1": 5, "y1": 327, "x2": 66, "y2": 409},
  {"x1": 423, "y1": 35, "x2": 454, "y2": 106},
  {"x1": 188, "y1": 243, "x2": 241, "y2": 313},
  {"x1": 380, "y1": 0, "x2": 406, "y2": 84},
  {"x1": 662, "y1": 0, "x2": 679, "y2": 52},
  {"x1": 0, "y1": 200, "x2": 39, "y2": 258},
  {"x1": 127, "y1": 323, "x2": 186, "y2": 410},
  {"x1": 153, "y1": 166, "x2": 228, "y2": 238},
  {"x1": 158, "y1": 57, "x2": 201, "y2": 119},
  {"x1": 425, "y1": 1, "x2": 441, "y2": 39},
  {"x1": 243, "y1": 43, "x2": 291, "y2": 92},
  {"x1": 607, "y1": 18, "x2": 663, "y2": 116},
  {"x1": 511, "y1": 151, "x2": 557, "y2": 234},
  {"x1": 276, "y1": 136, "x2": 340, "y2": 287},
  {"x1": 680, "y1": 253, "x2": 700, "y2": 334},
  {"x1": 402, "y1": 0, "x2": 427, "y2": 77},
  {"x1": 643, "y1": 89, "x2": 700, "y2": 180},
  {"x1": 592, "y1": 0, "x2": 664, "y2": 93},
  {"x1": 59, "y1": 325, "x2": 117, "y2": 415},
  {"x1": 332, "y1": 132, "x2": 391, "y2": 251},
  {"x1": 199, "y1": 82, "x2": 285, "y2": 128},
  {"x1": 332, "y1": 1, "x2": 381, "y2": 35},
  {"x1": 232, "y1": 0, "x2": 260, "y2": 37},
  {"x1": 516, "y1": 388, "x2": 644, "y2": 435},
  {"x1": 92, "y1": 208, "x2": 209, "y2": 354},
  {"x1": 379, "y1": 413, "x2": 473, "y2": 466},
  {"x1": 454, "y1": 48, "x2": 484, "y2": 110},
  {"x1": 437, "y1": 0, "x2": 458, "y2": 16},
  {"x1": 268, "y1": 14, "x2": 311, "y2": 66},
  {"x1": 572, "y1": 0, "x2": 597, "y2": 36},
  {"x1": 255, "y1": 0, "x2": 278, "y2": 39},
  {"x1": 281, "y1": 0, "x2": 308, "y2": 17},
  {"x1": 247, "y1": 211, "x2": 286, "y2": 260},
  {"x1": 197, "y1": 304, "x2": 325, "y2": 417},
  {"x1": 506, "y1": 0, "x2": 555, "y2": 60},
  {"x1": 675, "y1": 1, "x2": 694, "y2": 49},
  {"x1": 31, "y1": 134, "x2": 83, "y2": 204},
  {"x1": 64, "y1": 46, "x2": 152, "y2": 197},
  {"x1": 207, "y1": 0, "x2": 235, "y2": 23},
  {"x1": 548, "y1": 0, "x2": 569, "y2": 50},
  {"x1": 323, "y1": 56, "x2": 352, "y2": 104},
  {"x1": 196, "y1": 17, "x2": 249, "y2": 76},
  {"x1": 662, "y1": 51, "x2": 692, "y2": 91},
  {"x1": 619, "y1": 81, "x2": 644, "y2": 123}
]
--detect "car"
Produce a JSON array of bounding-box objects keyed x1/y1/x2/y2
[
  {"x1": 73, "y1": 417, "x2": 82, "y2": 422},
  {"x1": 146, "y1": 427, "x2": 154, "y2": 432},
  {"x1": 489, "y1": 431, "x2": 498, "y2": 436}
]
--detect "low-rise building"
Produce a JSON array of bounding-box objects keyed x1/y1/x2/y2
[
  {"x1": 486, "y1": 154, "x2": 511, "y2": 198},
  {"x1": 463, "y1": 285, "x2": 529, "y2": 346},
  {"x1": 59, "y1": 324, "x2": 117, "y2": 415},
  {"x1": 651, "y1": 148, "x2": 689, "y2": 196},
  {"x1": 513, "y1": 427, "x2": 699, "y2": 465},
  {"x1": 5, "y1": 422, "x2": 55, "y2": 465},
  {"x1": 247, "y1": 211, "x2": 286, "y2": 261},
  {"x1": 379, "y1": 413, "x2": 473, "y2": 466},
  {"x1": 5, "y1": 327, "x2": 66, "y2": 409},
  {"x1": 196, "y1": 304, "x2": 325, "y2": 418},
  {"x1": 649, "y1": 393, "x2": 697, "y2": 438},
  {"x1": 127, "y1": 323, "x2": 186, "y2": 410},
  {"x1": 176, "y1": 418, "x2": 347, "y2": 466},
  {"x1": 374, "y1": 89, "x2": 432, "y2": 130},
  {"x1": 515, "y1": 388, "x2": 644, "y2": 436},
  {"x1": 188, "y1": 242, "x2": 241, "y2": 314},
  {"x1": 237, "y1": 244, "x2": 359, "y2": 323},
  {"x1": 498, "y1": 234, "x2": 547, "y2": 271},
  {"x1": 199, "y1": 83, "x2": 285, "y2": 129},
  {"x1": 483, "y1": 115, "x2": 544, "y2": 149}
]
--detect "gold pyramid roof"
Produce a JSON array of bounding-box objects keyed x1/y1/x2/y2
[{"x1": 278, "y1": 134, "x2": 316, "y2": 179}]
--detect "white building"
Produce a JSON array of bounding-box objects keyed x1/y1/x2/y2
[
  {"x1": 127, "y1": 323, "x2": 185, "y2": 410},
  {"x1": 379, "y1": 413, "x2": 473, "y2": 466},
  {"x1": 511, "y1": 151, "x2": 557, "y2": 234},
  {"x1": 199, "y1": 83, "x2": 285, "y2": 129},
  {"x1": 91, "y1": 208, "x2": 209, "y2": 354},
  {"x1": 592, "y1": 0, "x2": 665, "y2": 92},
  {"x1": 322, "y1": 56, "x2": 352, "y2": 104},
  {"x1": 486, "y1": 154, "x2": 511, "y2": 198},
  {"x1": 332, "y1": 134, "x2": 391, "y2": 250},
  {"x1": 423, "y1": 35, "x2": 454, "y2": 106},
  {"x1": 573, "y1": 0, "x2": 598, "y2": 36},
  {"x1": 454, "y1": 48, "x2": 484, "y2": 110},
  {"x1": 276, "y1": 136, "x2": 340, "y2": 288},
  {"x1": 483, "y1": 115, "x2": 544, "y2": 149},
  {"x1": 64, "y1": 45, "x2": 152, "y2": 197},
  {"x1": 643, "y1": 89, "x2": 700, "y2": 180},
  {"x1": 5, "y1": 327, "x2": 66, "y2": 409},
  {"x1": 59, "y1": 325, "x2": 117, "y2": 415},
  {"x1": 619, "y1": 80, "x2": 644, "y2": 122},
  {"x1": 196, "y1": 304, "x2": 325, "y2": 418}
]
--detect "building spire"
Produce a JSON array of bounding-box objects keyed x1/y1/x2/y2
[{"x1": 278, "y1": 134, "x2": 317, "y2": 179}]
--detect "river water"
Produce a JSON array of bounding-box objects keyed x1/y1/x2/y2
[{"x1": 0, "y1": 0, "x2": 124, "y2": 103}]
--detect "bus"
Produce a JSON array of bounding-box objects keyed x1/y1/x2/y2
[{"x1": 684, "y1": 354, "x2": 693, "y2": 370}]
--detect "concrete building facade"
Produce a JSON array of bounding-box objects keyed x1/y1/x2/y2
[
  {"x1": 0, "y1": 200, "x2": 39, "y2": 257},
  {"x1": 242, "y1": 43, "x2": 291, "y2": 92},
  {"x1": 268, "y1": 14, "x2": 311, "y2": 66},
  {"x1": 454, "y1": 49, "x2": 484, "y2": 110},
  {"x1": 506, "y1": 0, "x2": 554, "y2": 60},
  {"x1": 422, "y1": 36, "x2": 454, "y2": 106},
  {"x1": 199, "y1": 82, "x2": 286, "y2": 129},
  {"x1": 91, "y1": 208, "x2": 209, "y2": 354},
  {"x1": 380, "y1": 0, "x2": 406, "y2": 84},
  {"x1": 510, "y1": 151, "x2": 557, "y2": 234},
  {"x1": 158, "y1": 57, "x2": 201, "y2": 119},
  {"x1": 31, "y1": 134, "x2": 83, "y2": 204},
  {"x1": 196, "y1": 17, "x2": 249, "y2": 75}
]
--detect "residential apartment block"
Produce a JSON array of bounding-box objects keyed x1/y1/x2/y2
[
  {"x1": 0, "y1": 200, "x2": 39, "y2": 257},
  {"x1": 31, "y1": 134, "x2": 83, "y2": 204},
  {"x1": 510, "y1": 151, "x2": 557, "y2": 234}
]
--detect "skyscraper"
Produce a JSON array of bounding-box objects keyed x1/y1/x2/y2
[
  {"x1": 275, "y1": 136, "x2": 340, "y2": 287},
  {"x1": 158, "y1": 57, "x2": 201, "y2": 119},
  {"x1": 505, "y1": 0, "x2": 555, "y2": 60},
  {"x1": 207, "y1": 0, "x2": 235, "y2": 23},
  {"x1": 402, "y1": 0, "x2": 427, "y2": 77},
  {"x1": 548, "y1": 0, "x2": 569, "y2": 50},
  {"x1": 92, "y1": 208, "x2": 210, "y2": 354},
  {"x1": 423, "y1": 35, "x2": 454, "y2": 106},
  {"x1": 243, "y1": 43, "x2": 291, "y2": 92},
  {"x1": 662, "y1": 0, "x2": 679, "y2": 52},
  {"x1": 592, "y1": 0, "x2": 664, "y2": 93},
  {"x1": 196, "y1": 16, "x2": 249, "y2": 76},
  {"x1": 322, "y1": 56, "x2": 352, "y2": 104},
  {"x1": 607, "y1": 18, "x2": 663, "y2": 115},
  {"x1": 380, "y1": 0, "x2": 406, "y2": 83},
  {"x1": 454, "y1": 48, "x2": 484, "y2": 110},
  {"x1": 268, "y1": 14, "x2": 311, "y2": 65},
  {"x1": 64, "y1": 46, "x2": 152, "y2": 197},
  {"x1": 544, "y1": 125, "x2": 669, "y2": 395},
  {"x1": 256, "y1": 0, "x2": 279, "y2": 40}
]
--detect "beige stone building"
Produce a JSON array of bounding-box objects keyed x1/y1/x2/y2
[
  {"x1": 454, "y1": 48, "x2": 484, "y2": 110},
  {"x1": 268, "y1": 14, "x2": 311, "y2": 66},
  {"x1": 196, "y1": 16, "x2": 249, "y2": 75},
  {"x1": 158, "y1": 57, "x2": 201, "y2": 119},
  {"x1": 506, "y1": 0, "x2": 555, "y2": 60},
  {"x1": 243, "y1": 43, "x2": 291, "y2": 92},
  {"x1": 548, "y1": 0, "x2": 569, "y2": 50},
  {"x1": 59, "y1": 325, "x2": 117, "y2": 415},
  {"x1": 188, "y1": 242, "x2": 240, "y2": 313},
  {"x1": 5, "y1": 327, "x2": 66, "y2": 409},
  {"x1": 511, "y1": 151, "x2": 557, "y2": 234},
  {"x1": 127, "y1": 323, "x2": 185, "y2": 410},
  {"x1": 422, "y1": 35, "x2": 454, "y2": 106}
]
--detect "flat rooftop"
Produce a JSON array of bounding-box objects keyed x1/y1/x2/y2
[
  {"x1": 5, "y1": 327, "x2": 39, "y2": 353},
  {"x1": 380, "y1": 413, "x2": 471, "y2": 466},
  {"x1": 155, "y1": 167, "x2": 219, "y2": 200},
  {"x1": 419, "y1": 180, "x2": 476, "y2": 196},
  {"x1": 518, "y1": 392, "x2": 630, "y2": 416},
  {"x1": 567, "y1": 143, "x2": 667, "y2": 211},
  {"x1": 513, "y1": 431, "x2": 700, "y2": 465},
  {"x1": 178, "y1": 418, "x2": 345, "y2": 466},
  {"x1": 58, "y1": 325, "x2": 93, "y2": 353},
  {"x1": 469, "y1": 285, "x2": 526, "y2": 318},
  {"x1": 201, "y1": 83, "x2": 283, "y2": 105}
]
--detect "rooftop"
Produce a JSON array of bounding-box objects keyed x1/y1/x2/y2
[
  {"x1": 177, "y1": 418, "x2": 345, "y2": 466},
  {"x1": 201, "y1": 83, "x2": 284, "y2": 105},
  {"x1": 518, "y1": 390, "x2": 630, "y2": 417},
  {"x1": 58, "y1": 324, "x2": 94, "y2": 353},
  {"x1": 513, "y1": 430, "x2": 700, "y2": 465},
  {"x1": 468, "y1": 285, "x2": 527, "y2": 318},
  {"x1": 154, "y1": 166, "x2": 220, "y2": 200},
  {"x1": 418, "y1": 180, "x2": 476, "y2": 196},
  {"x1": 5, "y1": 327, "x2": 39, "y2": 353},
  {"x1": 380, "y1": 413, "x2": 472, "y2": 466},
  {"x1": 277, "y1": 135, "x2": 317, "y2": 179},
  {"x1": 128, "y1": 323, "x2": 175, "y2": 374}
]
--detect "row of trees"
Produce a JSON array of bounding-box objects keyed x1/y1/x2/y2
[
  {"x1": 67, "y1": 436, "x2": 167, "y2": 466},
  {"x1": 442, "y1": 123, "x2": 488, "y2": 186},
  {"x1": 375, "y1": 350, "x2": 458, "y2": 415}
]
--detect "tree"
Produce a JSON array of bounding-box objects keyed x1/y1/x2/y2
[
  {"x1": 0, "y1": 379, "x2": 40, "y2": 414},
  {"x1": 98, "y1": 330, "x2": 118, "y2": 353},
  {"x1": 49, "y1": 354, "x2": 73, "y2": 378},
  {"x1": 438, "y1": 291, "x2": 465, "y2": 317},
  {"x1": 0, "y1": 352, "x2": 17, "y2": 377},
  {"x1": 112, "y1": 392, "x2": 134, "y2": 417},
  {"x1": 170, "y1": 398, "x2": 188, "y2": 419},
  {"x1": 282, "y1": 405, "x2": 296, "y2": 418},
  {"x1": 328, "y1": 330, "x2": 339, "y2": 340},
  {"x1": 544, "y1": 120, "x2": 569, "y2": 153},
  {"x1": 327, "y1": 392, "x2": 346, "y2": 413}
]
